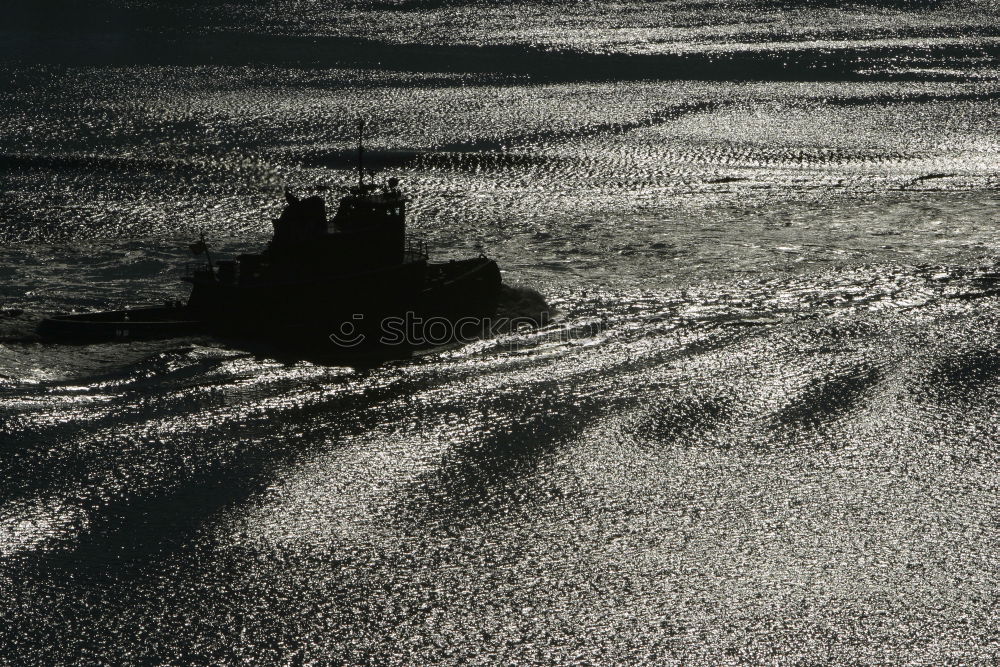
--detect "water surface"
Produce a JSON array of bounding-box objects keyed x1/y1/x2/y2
[{"x1": 1, "y1": 1, "x2": 999, "y2": 664}]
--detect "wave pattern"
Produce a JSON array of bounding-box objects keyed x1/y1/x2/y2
[
  {"x1": 3, "y1": 270, "x2": 1000, "y2": 663},
  {"x1": 2, "y1": 1, "x2": 1000, "y2": 664}
]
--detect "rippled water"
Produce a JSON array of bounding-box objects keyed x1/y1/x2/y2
[{"x1": 2, "y1": 1, "x2": 999, "y2": 664}]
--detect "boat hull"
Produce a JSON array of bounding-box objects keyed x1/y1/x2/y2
[
  {"x1": 37, "y1": 257, "x2": 503, "y2": 349},
  {"x1": 223, "y1": 257, "x2": 503, "y2": 350},
  {"x1": 188, "y1": 258, "x2": 428, "y2": 342}
]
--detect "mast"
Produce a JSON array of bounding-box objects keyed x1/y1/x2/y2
[
  {"x1": 357, "y1": 119, "x2": 365, "y2": 190},
  {"x1": 201, "y1": 231, "x2": 215, "y2": 273}
]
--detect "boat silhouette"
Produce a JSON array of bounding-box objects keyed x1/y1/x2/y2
[{"x1": 39, "y1": 126, "x2": 503, "y2": 349}]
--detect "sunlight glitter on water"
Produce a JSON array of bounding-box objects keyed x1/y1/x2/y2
[{"x1": 2, "y1": 0, "x2": 999, "y2": 663}]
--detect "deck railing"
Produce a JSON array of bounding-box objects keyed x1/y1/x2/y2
[
  {"x1": 185, "y1": 237, "x2": 429, "y2": 278},
  {"x1": 184, "y1": 262, "x2": 213, "y2": 279},
  {"x1": 405, "y1": 235, "x2": 429, "y2": 260}
]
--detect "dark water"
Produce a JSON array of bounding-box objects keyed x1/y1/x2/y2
[{"x1": 2, "y1": 1, "x2": 999, "y2": 664}]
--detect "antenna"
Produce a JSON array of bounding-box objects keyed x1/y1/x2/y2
[{"x1": 357, "y1": 118, "x2": 365, "y2": 190}]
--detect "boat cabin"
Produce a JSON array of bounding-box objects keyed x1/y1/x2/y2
[
  {"x1": 189, "y1": 175, "x2": 419, "y2": 291},
  {"x1": 332, "y1": 178, "x2": 405, "y2": 231}
]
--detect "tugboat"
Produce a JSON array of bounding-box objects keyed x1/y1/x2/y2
[{"x1": 39, "y1": 127, "x2": 503, "y2": 349}]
